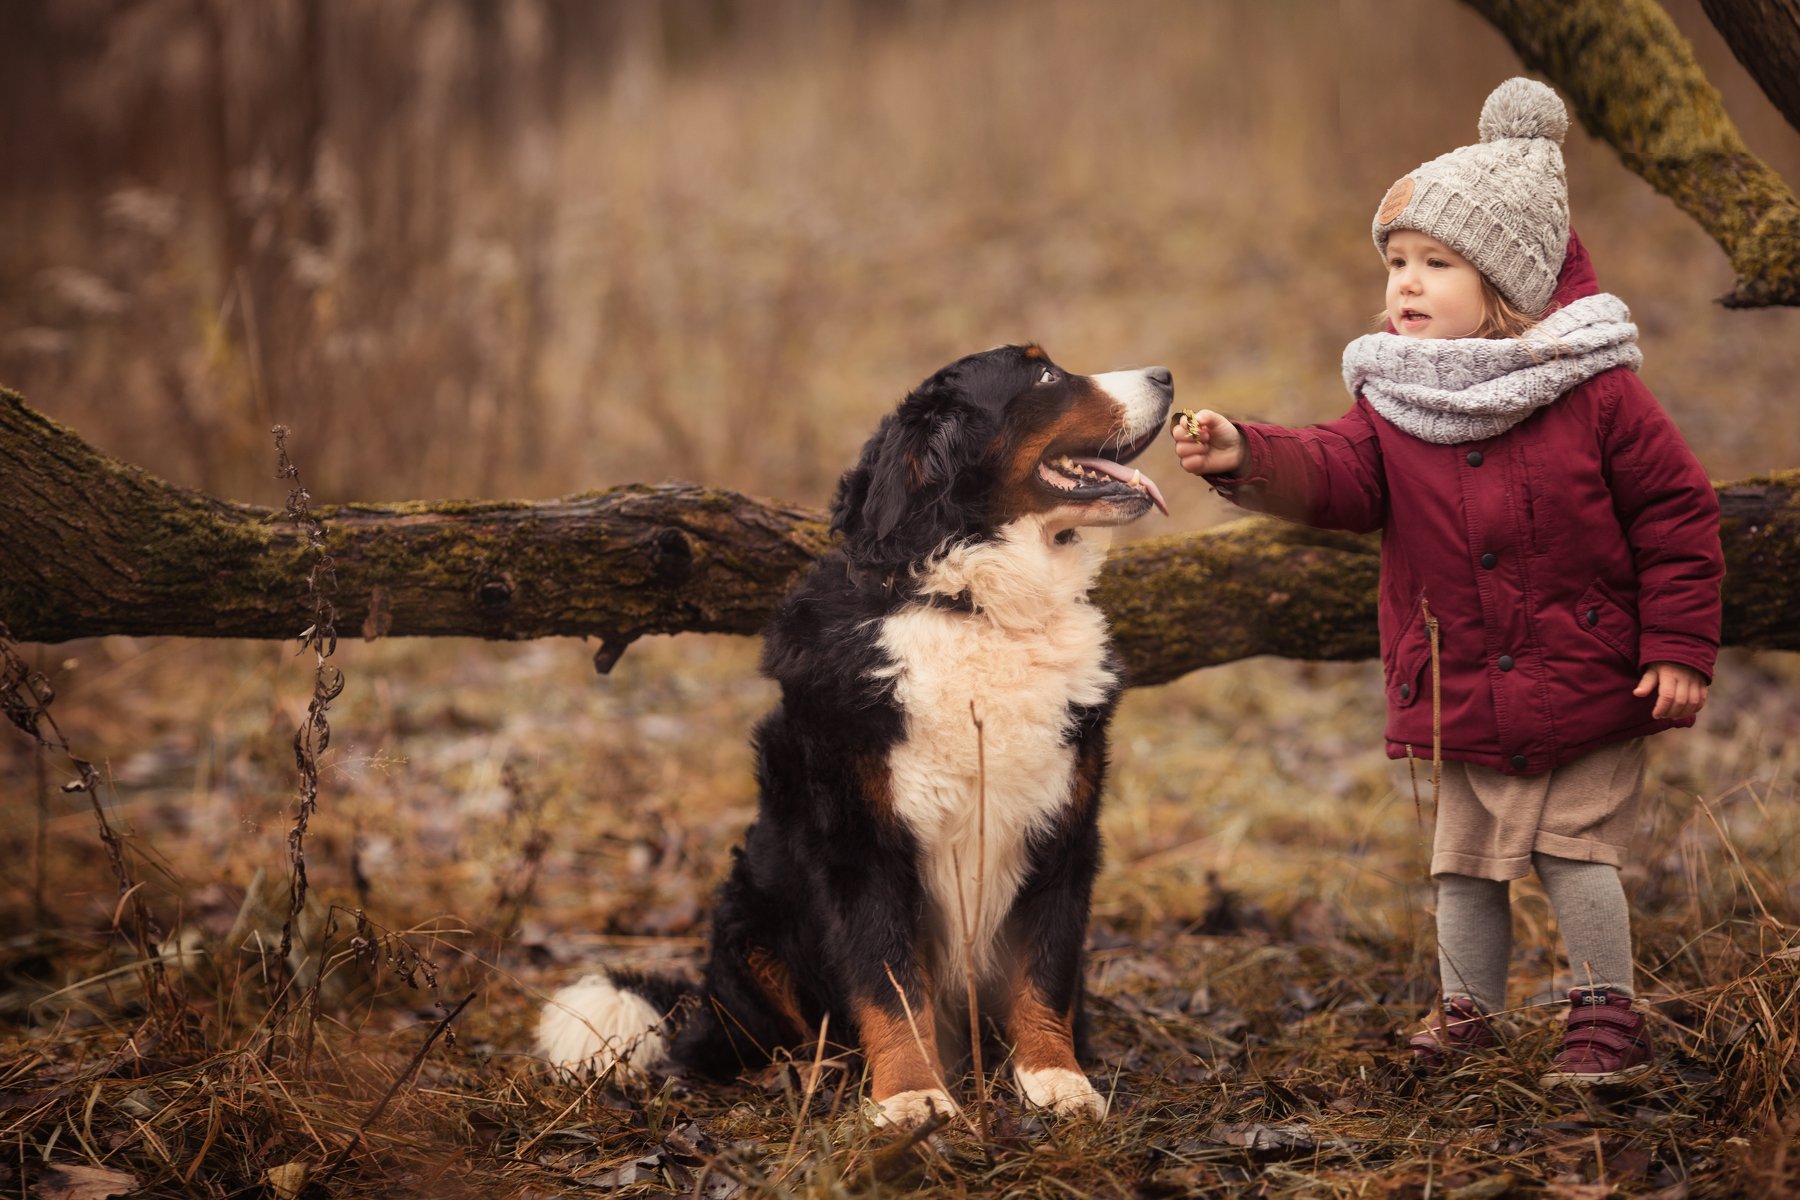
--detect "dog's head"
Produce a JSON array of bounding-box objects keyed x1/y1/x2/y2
[{"x1": 831, "y1": 344, "x2": 1173, "y2": 564}]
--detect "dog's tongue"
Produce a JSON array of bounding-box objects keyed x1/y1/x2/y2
[{"x1": 1070, "y1": 456, "x2": 1169, "y2": 515}]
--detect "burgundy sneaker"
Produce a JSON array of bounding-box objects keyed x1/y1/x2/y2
[
  {"x1": 1408, "y1": 995, "x2": 1501, "y2": 1071},
  {"x1": 1540, "y1": 987, "x2": 1654, "y2": 1087}
]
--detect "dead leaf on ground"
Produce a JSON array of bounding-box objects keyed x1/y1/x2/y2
[
  {"x1": 32, "y1": 1164, "x2": 139, "y2": 1200},
  {"x1": 265, "y1": 1161, "x2": 310, "y2": 1200}
]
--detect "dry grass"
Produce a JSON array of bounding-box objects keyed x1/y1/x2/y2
[{"x1": 2, "y1": 0, "x2": 1798, "y2": 1195}]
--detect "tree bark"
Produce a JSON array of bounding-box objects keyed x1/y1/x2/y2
[
  {"x1": 3, "y1": 389, "x2": 1797, "y2": 687},
  {"x1": 1463, "y1": 0, "x2": 1800, "y2": 308},
  {"x1": 1700, "y1": 0, "x2": 1800, "y2": 138}
]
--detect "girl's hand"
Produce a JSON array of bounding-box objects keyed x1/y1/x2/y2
[
  {"x1": 1170, "y1": 409, "x2": 1245, "y2": 477},
  {"x1": 1633, "y1": 662, "x2": 1709, "y2": 720}
]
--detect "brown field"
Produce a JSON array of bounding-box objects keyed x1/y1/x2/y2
[{"x1": 2, "y1": 1, "x2": 1797, "y2": 1196}]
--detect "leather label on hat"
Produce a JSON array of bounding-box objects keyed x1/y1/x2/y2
[{"x1": 1377, "y1": 176, "x2": 1414, "y2": 224}]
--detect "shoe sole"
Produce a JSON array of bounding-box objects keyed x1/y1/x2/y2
[{"x1": 1538, "y1": 1061, "x2": 1654, "y2": 1088}]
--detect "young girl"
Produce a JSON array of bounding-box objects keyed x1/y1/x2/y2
[{"x1": 1172, "y1": 78, "x2": 1723, "y2": 1085}]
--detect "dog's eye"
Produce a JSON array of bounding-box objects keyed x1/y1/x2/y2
[{"x1": 1037, "y1": 367, "x2": 1057, "y2": 386}]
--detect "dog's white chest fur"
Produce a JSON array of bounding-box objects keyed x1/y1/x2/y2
[{"x1": 872, "y1": 519, "x2": 1114, "y2": 985}]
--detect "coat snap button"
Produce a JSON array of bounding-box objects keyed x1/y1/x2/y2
[
  {"x1": 1466, "y1": 450, "x2": 1484, "y2": 467},
  {"x1": 1498, "y1": 655, "x2": 1515, "y2": 671},
  {"x1": 1399, "y1": 683, "x2": 1411, "y2": 700},
  {"x1": 1510, "y1": 754, "x2": 1528, "y2": 770},
  {"x1": 1586, "y1": 607, "x2": 1599, "y2": 626},
  {"x1": 1480, "y1": 552, "x2": 1498, "y2": 569}
]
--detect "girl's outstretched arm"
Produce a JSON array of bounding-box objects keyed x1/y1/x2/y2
[{"x1": 1170, "y1": 400, "x2": 1388, "y2": 533}]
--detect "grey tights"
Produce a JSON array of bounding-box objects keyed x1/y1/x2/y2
[{"x1": 1435, "y1": 853, "x2": 1635, "y2": 1013}]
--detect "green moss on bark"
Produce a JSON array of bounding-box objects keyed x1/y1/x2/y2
[{"x1": 1465, "y1": 0, "x2": 1800, "y2": 306}]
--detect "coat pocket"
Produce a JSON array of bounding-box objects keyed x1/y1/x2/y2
[
  {"x1": 1576, "y1": 579, "x2": 1640, "y2": 667},
  {"x1": 1385, "y1": 598, "x2": 1438, "y2": 710}
]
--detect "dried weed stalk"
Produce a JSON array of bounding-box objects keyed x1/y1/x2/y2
[
  {"x1": 0, "y1": 622, "x2": 170, "y2": 1011},
  {"x1": 270, "y1": 425, "x2": 343, "y2": 973},
  {"x1": 952, "y1": 700, "x2": 991, "y2": 1137},
  {"x1": 491, "y1": 759, "x2": 551, "y2": 953}
]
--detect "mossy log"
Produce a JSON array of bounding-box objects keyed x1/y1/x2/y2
[
  {"x1": 3, "y1": 388, "x2": 1797, "y2": 686},
  {"x1": 1464, "y1": 0, "x2": 1800, "y2": 308}
]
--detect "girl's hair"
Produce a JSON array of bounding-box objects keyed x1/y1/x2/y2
[{"x1": 1471, "y1": 275, "x2": 1542, "y2": 339}]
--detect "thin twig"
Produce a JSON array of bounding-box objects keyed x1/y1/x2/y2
[
  {"x1": 1691, "y1": 792, "x2": 1777, "y2": 925},
  {"x1": 317, "y1": 990, "x2": 476, "y2": 1186},
  {"x1": 777, "y1": 1013, "x2": 833, "y2": 1179},
  {"x1": 954, "y1": 700, "x2": 990, "y2": 1137},
  {"x1": 0, "y1": 624, "x2": 168, "y2": 1008},
  {"x1": 880, "y1": 961, "x2": 970, "y2": 1136}
]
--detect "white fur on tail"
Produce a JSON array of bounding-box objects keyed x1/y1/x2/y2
[{"x1": 536, "y1": 973, "x2": 668, "y2": 1072}]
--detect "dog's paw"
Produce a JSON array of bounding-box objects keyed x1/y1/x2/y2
[
  {"x1": 1014, "y1": 1067, "x2": 1107, "y2": 1119},
  {"x1": 871, "y1": 1087, "x2": 959, "y2": 1129}
]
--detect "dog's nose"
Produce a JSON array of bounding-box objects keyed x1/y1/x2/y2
[{"x1": 1145, "y1": 366, "x2": 1174, "y2": 391}]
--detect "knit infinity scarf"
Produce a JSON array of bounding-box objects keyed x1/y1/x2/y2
[{"x1": 1341, "y1": 293, "x2": 1642, "y2": 445}]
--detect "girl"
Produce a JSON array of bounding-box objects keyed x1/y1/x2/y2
[{"x1": 1171, "y1": 78, "x2": 1723, "y2": 1085}]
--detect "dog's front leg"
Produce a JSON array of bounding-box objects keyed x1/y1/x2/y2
[
  {"x1": 999, "y1": 736, "x2": 1108, "y2": 1119},
  {"x1": 1002, "y1": 952, "x2": 1104, "y2": 1119},
  {"x1": 832, "y1": 874, "x2": 956, "y2": 1127},
  {"x1": 852, "y1": 968, "x2": 956, "y2": 1129}
]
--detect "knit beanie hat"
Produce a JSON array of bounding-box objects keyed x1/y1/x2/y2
[{"x1": 1372, "y1": 78, "x2": 1571, "y2": 315}]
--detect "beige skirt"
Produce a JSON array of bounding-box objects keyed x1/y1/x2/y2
[{"x1": 1400, "y1": 739, "x2": 1648, "y2": 881}]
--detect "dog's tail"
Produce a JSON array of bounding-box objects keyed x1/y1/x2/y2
[{"x1": 535, "y1": 969, "x2": 695, "y2": 1074}]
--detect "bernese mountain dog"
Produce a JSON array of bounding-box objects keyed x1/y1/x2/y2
[{"x1": 538, "y1": 344, "x2": 1172, "y2": 1128}]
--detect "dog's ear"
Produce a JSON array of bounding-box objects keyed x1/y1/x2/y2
[{"x1": 831, "y1": 383, "x2": 980, "y2": 557}]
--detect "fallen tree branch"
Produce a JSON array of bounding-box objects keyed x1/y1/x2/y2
[
  {"x1": 3, "y1": 389, "x2": 1797, "y2": 686},
  {"x1": 1464, "y1": 0, "x2": 1800, "y2": 307},
  {"x1": 1699, "y1": 0, "x2": 1800, "y2": 139}
]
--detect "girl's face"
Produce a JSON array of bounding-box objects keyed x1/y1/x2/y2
[{"x1": 1384, "y1": 230, "x2": 1485, "y2": 338}]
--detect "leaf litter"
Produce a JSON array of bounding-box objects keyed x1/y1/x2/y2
[{"x1": 0, "y1": 632, "x2": 1795, "y2": 1197}]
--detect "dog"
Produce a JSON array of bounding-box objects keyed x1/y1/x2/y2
[{"x1": 537, "y1": 344, "x2": 1172, "y2": 1127}]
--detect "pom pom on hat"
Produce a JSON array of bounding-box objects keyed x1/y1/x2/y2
[
  {"x1": 1371, "y1": 77, "x2": 1572, "y2": 315},
  {"x1": 1478, "y1": 77, "x2": 1568, "y2": 145}
]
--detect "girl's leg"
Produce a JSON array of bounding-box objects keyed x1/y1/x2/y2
[
  {"x1": 1434, "y1": 873, "x2": 1511, "y2": 1013},
  {"x1": 1532, "y1": 853, "x2": 1634, "y2": 995}
]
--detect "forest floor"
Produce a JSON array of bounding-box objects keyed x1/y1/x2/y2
[{"x1": 1, "y1": 632, "x2": 1794, "y2": 1198}]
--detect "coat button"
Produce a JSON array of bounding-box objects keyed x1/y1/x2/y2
[
  {"x1": 1498, "y1": 655, "x2": 1515, "y2": 671},
  {"x1": 1480, "y1": 552, "x2": 1498, "y2": 569},
  {"x1": 1510, "y1": 754, "x2": 1527, "y2": 770},
  {"x1": 1467, "y1": 450, "x2": 1484, "y2": 467},
  {"x1": 1586, "y1": 607, "x2": 1599, "y2": 626},
  {"x1": 1399, "y1": 683, "x2": 1411, "y2": 700}
]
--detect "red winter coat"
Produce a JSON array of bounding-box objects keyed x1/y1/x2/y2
[{"x1": 1209, "y1": 233, "x2": 1724, "y2": 775}]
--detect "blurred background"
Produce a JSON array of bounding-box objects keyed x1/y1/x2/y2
[
  {"x1": 2, "y1": 0, "x2": 1797, "y2": 1027},
  {"x1": 7, "y1": 0, "x2": 1800, "y2": 516}
]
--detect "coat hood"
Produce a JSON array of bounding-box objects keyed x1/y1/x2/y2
[{"x1": 1548, "y1": 230, "x2": 1598, "y2": 311}]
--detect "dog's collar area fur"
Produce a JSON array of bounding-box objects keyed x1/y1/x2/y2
[{"x1": 920, "y1": 587, "x2": 978, "y2": 614}]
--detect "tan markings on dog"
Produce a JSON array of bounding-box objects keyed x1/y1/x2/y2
[
  {"x1": 907, "y1": 449, "x2": 929, "y2": 489},
  {"x1": 1061, "y1": 733, "x2": 1105, "y2": 828},
  {"x1": 1023, "y1": 344, "x2": 1046, "y2": 360},
  {"x1": 854, "y1": 994, "x2": 947, "y2": 1102},
  {"x1": 745, "y1": 945, "x2": 809, "y2": 1040},
  {"x1": 1005, "y1": 965, "x2": 1080, "y2": 1075},
  {"x1": 855, "y1": 752, "x2": 895, "y2": 825},
  {"x1": 992, "y1": 378, "x2": 1130, "y2": 522},
  {"x1": 1377, "y1": 176, "x2": 1414, "y2": 225}
]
